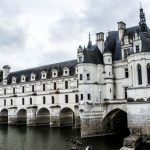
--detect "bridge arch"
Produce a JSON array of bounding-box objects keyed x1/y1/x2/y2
[
  {"x1": 102, "y1": 108, "x2": 129, "y2": 135},
  {"x1": 36, "y1": 108, "x2": 50, "y2": 125},
  {"x1": 17, "y1": 109, "x2": 27, "y2": 125},
  {"x1": 60, "y1": 107, "x2": 75, "y2": 127},
  {"x1": 0, "y1": 109, "x2": 8, "y2": 124}
]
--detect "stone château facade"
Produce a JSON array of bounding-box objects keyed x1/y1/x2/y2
[{"x1": 0, "y1": 7, "x2": 150, "y2": 138}]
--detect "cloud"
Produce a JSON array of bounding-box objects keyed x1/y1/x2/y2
[{"x1": 0, "y1": 0, "x2": 149, "y2": 72}]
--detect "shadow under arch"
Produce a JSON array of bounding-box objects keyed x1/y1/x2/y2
[
  {"x1": 17, "y1": 109, "x2": 27, "y2": 125},
  {"x1": 0, "y1": 109, "x2": 8, "y2": 124},
  {"x1": 36, "y1": 108, "x2": 50, "y2": 125},
  {"x1": 102, "y1": 108, "x2": 129, "y2": 136},
  {"x1": 60, "y1": 107, "x2": 75, "y2": 127}
]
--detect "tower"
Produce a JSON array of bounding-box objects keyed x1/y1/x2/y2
[{"x1": 139, "y1": 5, "x2": 147, "y2": 33}]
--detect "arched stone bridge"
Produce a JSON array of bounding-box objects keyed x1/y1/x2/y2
[{"x1": 0, "y1": 104, "x2": 80, "y2": 128}]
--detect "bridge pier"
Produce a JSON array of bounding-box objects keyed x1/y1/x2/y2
[
  {"x1": 127, "y1": 103, "x2": 150, "y2": 136},
  {"x1": 8, "y1": 107, "x2": 18, "y2": 125},
  {"x1": 80, "y1": 104, "x2": 104, "y2": 138},
  {"x1": 50, "y1": 106, "x2": 61, "y2": 127},
  {"x1": 74, "y1": 106, "x2": 80, "y2": 128},
  {"x1": 27, "y1": 106, "x2": 37, "y2": 126}
]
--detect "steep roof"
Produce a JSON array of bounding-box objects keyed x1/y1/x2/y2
[
  {"x1": 6, "y1": 59, "x2": 77, "y2": 85},
  {"x1": 104, "y1": 25, "x2": 150, "y2": 61},
  {"x1": 82, "y1": 44, "x2": 104, "y2": 64}
]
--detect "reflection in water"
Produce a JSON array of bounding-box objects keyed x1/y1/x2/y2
[{"x1": 0, "y1": 125, "x2": 147, "y2": 150}]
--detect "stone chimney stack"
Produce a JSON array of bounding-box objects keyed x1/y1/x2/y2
[
  {"x1": 96, "y1": 32, "x2": 104, "y2": 53},
  {"x1": 3, "y1": 65, "x2": 11, "y2": 79},
  {"x1": 118, "y1": 21, "x2": 126, "y2": 41}
]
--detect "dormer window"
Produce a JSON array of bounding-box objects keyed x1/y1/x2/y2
[
  {"x1": 12, "y1": 76, "x2": 16, "y2": 84},
  {"x1": 41, "y1": 71, "x2": 47, "y2": 79},
  {"x1": 3, "y1": 80, "x2": 7, "y2": 85},
  {"x1": 52, "y1": 69, "x2": 58, "y2": 78},
  {"x1": 63, "y1": 67, "x2": 69, "y2": 76},
  {"x1": 21, "y1": 75, "x2": 26, "y2": 82},
  {"x1": 31, "y1": 73, "x2": 36, "y2": 81},
  {"x1": 78, "y1": 56, "x2": 83, "y2": 63}
]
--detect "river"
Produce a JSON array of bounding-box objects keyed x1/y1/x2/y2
[{"x1": 0, "y1": 125, "x2": 149, "y2": 150}]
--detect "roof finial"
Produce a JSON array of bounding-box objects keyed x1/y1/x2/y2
[
  {"x1": 140, "y1": 1, "x2": 142, "y2": 9},
  {"x1": 89, "y1": 32, "x2": 91, "y2": 41},
  {"x1": 87, "y1": 32, "x2": 92, "y2": 49}
]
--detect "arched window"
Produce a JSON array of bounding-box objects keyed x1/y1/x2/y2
[
  {"x1": 147, "y1": 63, "x2": 150, "y2": 84},
  {"x1": 137, "y1": 64, "x2": 142, "y2": 85}
]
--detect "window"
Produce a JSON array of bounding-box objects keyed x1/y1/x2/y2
[
  {"x1": 65, "y1": 95, "x2": 68, "y2": 103},
  {"x1": 13, "y1": 87, "x2": 16, "y2": 94},
  {"x1": 52, "y1": 69, "x2": 58, "y2": 78},
  {"x1": 65, "y1": 81, "x2": 68, "y2": 89},
  {"x1": 54, "y1": 82, "x2": 57, "y2": 90},
  {"x1": 52, "y1": 96, "x2": 55, "y2": 104},
  {"x1": 125, "y1": 68, "x2": 129, "y2": 78},
  {"x1": 75, "y1": 94, "x2": 79, "y2": 103},
  {"x1": 32, "y1": 85, "x2": 35, "y2": 92},
  {"x1": 110, "y1": 88, "x2": 111, "y2": 93},
  {"x1": 41, "y1": 71, "x2": 47, "y2": 79},
  {"x1": 80, "y1": 94, "x2": 83, "y2": 100},
  {"x1": 22, "y1": 98, "x2": 24, "y2": 105},
  {"x1": 147, "y1": 64, "x2": 150, "y2": 84},
  {"x1": 80, "y1": 74, "x2": 83, "y2": 80},
  {"x1": 4, "y1": 99, "x2": 6, "y2": 106},
  {"x1": 108, "y1": 58, "x2": 110, "y2": 62},
  {"x1": 136, "y1": 45, "x2": 140, "y2": 52},
  {"x1": 43, "y1": 96, "x2": 46, "y2": 104},
  {"x1": 109, "y1": 72, "x2": 111, "y2": 76},
  {"x1": 43, "y1": 84, "x2": 45, "y2": 91},
  {"x1": 11, "y1": 99, "x2": 13, "y2": 105},
  {"x1": 30, "y1": 98, "x2": 32, "y2": 105},
  {"x1": 124, "y1": 49, "x2": 129, "y2": 59},
  {"x1": 12, "y1": 77, "x2": 16, "y2": 84},
  {"x1": 63, "y1": 67, "x2": 69, "y2": 76},
  {"x1": 87, "y1": 74, "x2": 90, "y2": 80},
  {"x1": 4, "y1": 89, "x2": 6, "y2": 95},
  {"x1": 31, "y1": 73, "x2": 36, "y2": 81},
  {"x1": 21, "y1": 75, "x2": 26, "y2": 82},
  {"x1": 22, "y1": 86, "x2": 24, "y2": 93},
  {"x1": 79, "y1": 56, "x2": 82, "y2": 63},
  {"x1": 87, "y1": 94, "x2": 91, "y2": 100},
  {"x1": 124, "y1": 87, "x2": 128, "y2": 99},
  {"x1": 137, "y1": 64, "x2": 142, "y2": 85}
]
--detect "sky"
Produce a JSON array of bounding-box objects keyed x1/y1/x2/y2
[{"x1": 0, "y1": 0, "x2": 150, "y2": 71}]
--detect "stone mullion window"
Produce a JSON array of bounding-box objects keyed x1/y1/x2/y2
[
  {"x1": 147, "y1": 64, "x2": 150, "y2": 84},
  {"x1": 137, "y1": 64, "x2": 142, "y2": 85}
]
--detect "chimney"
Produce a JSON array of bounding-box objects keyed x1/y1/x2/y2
[
  {"x1": 118, "y1": 21, "x2": 126, "y2": 41},
  {"x1": 3, "y1": 65, "x2": 11, "y2": 79},
  {"x1": 96, "y1": 32, "x2": 104, "y2": 53}
]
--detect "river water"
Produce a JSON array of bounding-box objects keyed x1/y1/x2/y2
[{"x1": 0, "y1": 125, "x2": 148, "y2": 150}]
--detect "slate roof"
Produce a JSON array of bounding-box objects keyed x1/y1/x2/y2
[
  {"x1": 104, "y1": 25, "x2": 150, "y2": 61},
  {"x1": 82, "y1": 41, "x2": 104, "y2": 64},
  {"x1": 5, "y1": 59, "x2": 77, "y2": 85}
]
